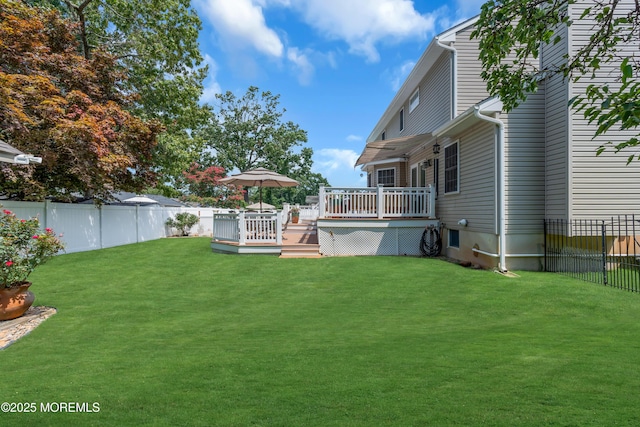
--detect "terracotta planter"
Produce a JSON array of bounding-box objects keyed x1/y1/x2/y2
[
  {"x1": 292, "y1": 215, "x2": 299, "y2": 224},
  {"x1": 0, "y1": 282, "x2": 35, "y2": 321}
]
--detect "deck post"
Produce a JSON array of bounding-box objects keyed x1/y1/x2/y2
[
  {"x1": 238, "y1": 211, "x2": 246, "y2": 245},
  {"x1": 319, "y1": 186, "x2": 326, "y2": 219},
  {"x1": 428, "y1": 184, "x2": 436, "y2": 218},
  {"x1": 377, "y1": 185, "x2": 384, "y2": 219},
  {"x1": 276, "y1": 212, "x2": 283, "y2": 245}
]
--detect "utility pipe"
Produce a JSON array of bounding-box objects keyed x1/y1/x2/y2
[
  {"x1": 474, "y1": 107, "x2": 507, "y2": 272},
  {"x1": 436, "y1": 38, "x2": 457, "y2": 119},
  {"x1": 472, "y1": 248, "x2": 544, "y2": 258}
]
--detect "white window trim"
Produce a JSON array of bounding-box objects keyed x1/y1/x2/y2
[
  {"x1": 376, "y1": 167, "x2": 396, "y2": 187},
  {"x1": 410, "y1": 163, "x2": 419, "y2": 187},
  {"x1": 409, "y1": 88, "x2": 420, "y2": 113},
  {"x1": 410, "y1": 162, "x2": 427, "y2": 187},
  {"x1": 443, "y1": 140, "x2": 460, "y2": 195},
  {"x1": 399, "y1": 107, "x2": 404, "y2": 133}
]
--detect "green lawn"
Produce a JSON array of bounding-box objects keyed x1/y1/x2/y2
[{"x1": 2, "y1": 238, "x2": 640, "y2": 426}]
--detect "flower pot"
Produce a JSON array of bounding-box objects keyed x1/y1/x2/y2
[
  {"x1": 291, "y1": 214, "x2": 299, "y2": 224},
  {"x1": 0, "y1": 282, "x2": 35, "y2": 321}
]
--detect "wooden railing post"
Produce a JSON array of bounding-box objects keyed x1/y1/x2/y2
[
  {"x1": 377, "y1": 185, "x2": 384, "y2": 219},
  {"x1": 319, "y1": 186, "x2": 326, "y2": 218},
  {"x1": 276, "y1": 212, "x2": 283, "y2": 245},
  {"x1": 428, "y1": 184, "x2": 436, "y2": 218},
  {"x1": 238, "y1": 211, "x2": 246, "y2": 245}
]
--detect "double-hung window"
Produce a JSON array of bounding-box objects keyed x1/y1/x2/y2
[
  {"x1": 444, "y1": 141, "x2": 459, "y2": 194},
  {"x1": 409, "y1": 88, "x2": 420, "y2": 113},
  {"x1": 377, "y1": 168, "x2": 395, "y2": 187}
]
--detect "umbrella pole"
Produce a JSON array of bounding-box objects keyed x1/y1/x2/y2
[{"x1": 259, "y1": 185, "x2": 263, "y2": 212}]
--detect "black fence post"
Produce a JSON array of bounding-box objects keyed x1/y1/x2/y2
[
  {"x1": 602, "y1": 221, "x2": 608, "y2": 286},
  {"x1": 543, "y1": 219, "x2": 548, "y2": 272}
]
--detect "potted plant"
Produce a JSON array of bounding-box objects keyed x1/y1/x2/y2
[
  {"x1": 290, "y1": 206, "x2": 300, "y2": 224},
  {"x1": 0, "y1": 208, "x2": 65, "y2": 320}
]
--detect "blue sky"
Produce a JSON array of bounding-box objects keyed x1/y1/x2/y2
[{"x1": 192, "y1": 0, "x2": 486, "y2": 187}]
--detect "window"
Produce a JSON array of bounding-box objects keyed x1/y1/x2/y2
[
  {"x1": 367, "y1": 172, "x2": 372, "y2": 187},
  {"x1": 377, "y1": 168, "x2": 395, "y2": 187},
  {"x1": 411, "y1": 164, "x2": 427, "y2": 187},
  {"x1": 381, "y1": 130, "x2": 386, "y2": 140},
  {"x1": 399, "y1": 108, "x2": 404, "y2": 132},
  {"x1": 448, "y1": 229, "x2": 460, "y2": 248},
  {"x1": 409, "y1": 88, "x2": 420, "y2": 113},
  {"x1": 444, "y1": 141, "x2": 459, "y2": 193}
]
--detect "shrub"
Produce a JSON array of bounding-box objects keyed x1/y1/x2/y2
[
  {"x1": 0, "y1": 208, "x2": 65, "y2": 287},
  {"x1": 166, "y1": 212, "x2": 199, "y2": 236}
]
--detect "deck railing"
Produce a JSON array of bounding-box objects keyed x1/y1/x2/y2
[
  {"x1": 213, "y1": 211, "x2": 283, "y2": 244},
  {"x1": 319, "y1": 185, "x2": 435, "y2": 219}
]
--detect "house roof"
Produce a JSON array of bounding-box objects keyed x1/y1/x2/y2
[
  {"x1": 366, "y1": 15, "x2": 480, "y2": 143},
  {"x1": 433, "y1": 97, "x2": 503, "y2": 137},
  {"x1": 355, "y1": 133, "x2": 433, "y2": 167}
]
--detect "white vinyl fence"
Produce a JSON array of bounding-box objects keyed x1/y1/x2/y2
[{"x1": 0, "y1": 200, "x2": 217, "y2": 254}]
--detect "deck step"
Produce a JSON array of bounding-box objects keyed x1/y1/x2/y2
[
  {"x1": 280, "y1": 220, "x2": 321, "y2": 258},
  {"x1": 279, "y1": 244, "x2": 322, "y2": 258}
]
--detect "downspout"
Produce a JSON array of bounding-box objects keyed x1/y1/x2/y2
[
  {"x1": 436, "y1": 38, "x2": 457, "y2": 118},
  {"x1": 474, "y1": 107, "x2": 507, "y2": 272}
]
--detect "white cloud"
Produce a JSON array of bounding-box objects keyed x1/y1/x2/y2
[
  {"x1": 293, "y1": 0, "x2": 436, "y2": 62},
  {"x1": 454, "y1": 0, "x2": 484, "y2": 19},
  {"x1": 200, "y1": 54, "x2": 221, "y2": 104},
  {"x1": 255, "y1": 0, "x2": 291, "y2": 6},
  {"x1": 314, "y1": 148, "x2": 365, "y2": 187},
  {"x1": 346, "y1": 135, "x2": 363, "y2": 143},
  {"x1": 386, "y1": 60, "x2": 416, "y2": 91},
  {"x1": 287, "y1": 47, "x2": 315, "y2": 85},
  {"x1": 316, "y1": 148, "x2": 360, "y2": 171},
  {"x1": 194, "y1": 0, "x2": 284, "y2": 58}
]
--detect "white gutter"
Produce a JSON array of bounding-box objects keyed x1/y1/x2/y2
[
  {"x1": 436, "y1": 38, "x2": 457, "y2": 119},
  {"x1": 359, "y1": 158, "x2": 406, "y2": 169},
  {"x1": 474, "y1": 107, "x2": 507, "y2": 272}
]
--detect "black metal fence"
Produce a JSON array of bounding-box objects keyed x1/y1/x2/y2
[{"x1": 544, "y1": 215, "x2": 640, "y2": 292}]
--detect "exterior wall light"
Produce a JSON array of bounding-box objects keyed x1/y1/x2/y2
[{"x1": 432, "y1": 141, "x2": 440, "y2": 154}]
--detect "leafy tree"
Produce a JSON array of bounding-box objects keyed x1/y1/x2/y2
[
  {"x1": 471, "y1": 0, "x2": 639, "y2": 160},
  {"x1": 31, "y1": 0, "x2": 211, "y2": 188},
  {"x1": 200, "y1": 86, "x2": 325, "y2": 203},
  {"x1": 263, "y1": 172, "x2": 329, "y2": 207},
  {"x1": 180, "y1": 163, "x2": 244, "y2": 208},
  {"x1": 201, "y1": 86, "x2": 310, "y2": 173},
  {"x1": 0, "y1": 0, "x2": 162, "y2": 202}
]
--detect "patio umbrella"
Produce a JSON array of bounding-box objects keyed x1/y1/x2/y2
[
  {"x1": 246, "y1": 202, "x2": 275, "y2": 211},
  {"x1": 0, "y1": 140, "x2": 42, "y2": 165},
  {"x1": 220, "y1": 167, "x2": 299, "y2": 211},
  {"x1": 122, "y1": 196, "x2": 159, "y2": 204}
]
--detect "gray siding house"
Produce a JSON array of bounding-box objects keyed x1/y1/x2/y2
[{"x1": 356, "y1": 2, "x2": 639, "y2": 271}]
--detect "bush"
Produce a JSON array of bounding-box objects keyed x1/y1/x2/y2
[
  {"x1": 165, "y1": 212, "x2": 199, "y2": 236},
  {"x1": 0, "y1": 208, "x2": 65, "y2": 287}
]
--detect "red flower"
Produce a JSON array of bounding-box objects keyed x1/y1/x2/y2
[
  {"x1": 5, "y1": 261, "x2": 13, "y2": 267},
  {"x1": 3, "y1": 210, "x2": 11, "y2": 215},
  {"x1": 45, "y1": 228, "x2": 52, "y2": 233},
  {"x1": 20, "y1": 219, "x2": 26, "y2": 223},
  {"x1": 32, "y1": 235, "x2": 39, "y2": 239}
]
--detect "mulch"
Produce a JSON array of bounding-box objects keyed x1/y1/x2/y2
[{"x1": 0, "y1": 306, "x2": 57, "y2": 350}]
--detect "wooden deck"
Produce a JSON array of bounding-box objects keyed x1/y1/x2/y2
[{"x1": 211, "y1": 220, "x2": 321, "y2": 257}]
